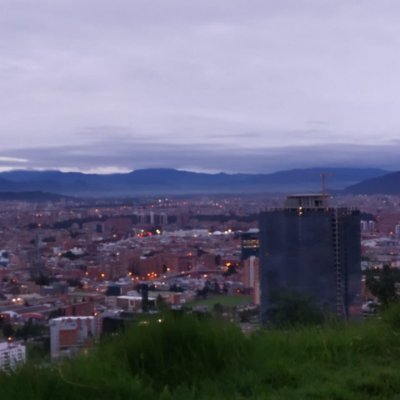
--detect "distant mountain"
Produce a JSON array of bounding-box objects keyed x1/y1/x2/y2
[
  {"x1": 236, "y1": 168, "x2": 388, "y2": 190},
  {"x1": 0, "y1": 177, "x2": 19, "y2": 191},
  {"x1": 0, "y1": 167, "x2": 389, "y2": 197},
  {"x1": 0, "y1": 191, "x2": 70, "y2": 202},
  {"x1": 344, "y1": 171, "x2": 400, "y2": 194}
]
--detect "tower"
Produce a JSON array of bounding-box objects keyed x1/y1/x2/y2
[
  {"x1": 241, "y1": 229, "x2": 261, "y2": 305},
  {"x1": 259, "y1": 194, "x2": 361, "y2": 323}
]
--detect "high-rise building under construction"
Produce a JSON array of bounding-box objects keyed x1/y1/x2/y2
[{"x1": 259, "y1": 194, "x2": 361, "y2": 323}]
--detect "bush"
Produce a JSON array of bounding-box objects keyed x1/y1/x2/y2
[
  {"x1": 267, "y1": 290, "x2": 325, "y2": 328},
  {"x1": 98, "y1": 314, "x2": 249, "y2": 389},
  {"x1": 382, "y1": 302, "x2": 400, "y2": 329},
  {"x1": 3, "y1": 315, "x2": 400, "y2": 399}
]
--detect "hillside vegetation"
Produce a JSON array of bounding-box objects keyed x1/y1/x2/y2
[{"x1": 2, "y1": 311, "x2": 400, "y2": 400}]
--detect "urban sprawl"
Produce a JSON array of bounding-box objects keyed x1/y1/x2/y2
[{"x1": 0, "y1": 193, "x2": 396, "y2": 369}]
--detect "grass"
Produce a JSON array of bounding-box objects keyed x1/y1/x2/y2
[
  {"x1": 187, "y1": 294, "x2": 252, "y2": 308},
  {"x1": 2, "y1": 310, "x2": 400, "y2": 399}
]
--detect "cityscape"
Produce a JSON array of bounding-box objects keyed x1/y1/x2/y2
[
  {"x1": 2, "y1": 0, "x2": 400, "y2": 398},
  {"x1": 0, "y1": 190, "x2": 398, "y2": 363}
]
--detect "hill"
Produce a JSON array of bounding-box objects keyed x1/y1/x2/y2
[
  {"x1": 0, "y1": 191, "x2": 69, "y2": 202},
  {"x1": 2, "y1": 314, "x2": 400, "y2": 399},
  {"x1": 0, "y1": 177, "x2": 19, "y2": 191},
  {"x1": 345, "y1": 171, "x2": 400, "y2": 194},
  {"x1": 0, "y1": 167, "x2": 388, "y2": 196}
]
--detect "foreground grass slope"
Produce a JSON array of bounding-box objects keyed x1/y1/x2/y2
[{"x1": 2, "y1": 312, "x2": 400, "y2": 400}]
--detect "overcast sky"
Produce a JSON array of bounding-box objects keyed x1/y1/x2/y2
[{"x1": 1, "y1": 0, "x2": 400, "y2": 173}]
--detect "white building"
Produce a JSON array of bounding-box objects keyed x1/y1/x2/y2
[
  {"x1": 0, "y1": 341, "x2": 26, "y2": 371},
  {"x1": 117, "y1": 295, "x2": 156, "y2": 312}
]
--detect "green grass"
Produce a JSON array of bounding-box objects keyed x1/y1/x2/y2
[
  {"x1": 2, "y1": 310, "x2": 400, "y2": 399},
  {"x1": 187, "y1": 294, "x2": 252, "y2": 308}
]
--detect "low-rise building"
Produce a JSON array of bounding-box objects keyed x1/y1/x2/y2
[
  {"x1": 50, "y1": 316, "x2": 101, "y2": 360},
  {"x1": 0, "y1": 341, "x2": 26, "y2": 371}
]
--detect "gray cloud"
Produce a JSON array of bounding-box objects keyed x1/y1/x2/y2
[
  {"x1": 1, "y1": 1, "x2": 400, "y2": 171},
  {"x1": 1, "y1": 140, "x2": 399, "y2": 174}
]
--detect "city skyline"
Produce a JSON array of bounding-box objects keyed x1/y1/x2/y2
[{"x1": 2, "y1": 1, "x2": 400, "y2": 173}]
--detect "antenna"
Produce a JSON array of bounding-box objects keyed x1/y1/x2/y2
[{"x1": 320, "y1": 172, "x2": 333, "y2": 195}]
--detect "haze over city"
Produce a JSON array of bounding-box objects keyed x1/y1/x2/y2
[{"x1": 2, "y1": 0, "x2": 400, "y2": 173}]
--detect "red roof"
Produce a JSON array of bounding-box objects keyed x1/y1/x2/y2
[{"x1": 21, "y1": 312, "x2": 45, "y2": 319}]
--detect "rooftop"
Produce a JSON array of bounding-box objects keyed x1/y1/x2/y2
[{"x1": 284, "y1": 194, "x2": 329, "y2": 209}]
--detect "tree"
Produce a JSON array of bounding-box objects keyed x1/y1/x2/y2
[
  {"x1": 267, "y1": 290, "x2": 325, "y2": 327},
  {"x1": 212, "y1": 303, "x2": 225, "y2": 315},
  {"x1": 156, "y1": 294, "x2": 169, "y2": 312},
  {"x1": 223, "y1": 265, "x2": 237, "y2": 276},
  {"x1": 196, "y1": 286, "x2": 209, "y2": 299},
  {"x1": 15, "y1": 320, "x2": 44, "y2": 341},
  {"x1": 48, "y1": 308, "x2": 65, "y2": 319},
  {"x1": 33, "y1": 274, "x2": 50, "y2": 286},
  {"x1": 365, "y1": 265, "x2": 400, "y2": 307},
  {"x1": 67, "y1": 278, "x2": 83, "y2": 288},
  {"x1": 2, "y1": 323, "x2": 14, "y2": 338},
  {"x1": 169, "y1": 283, "x2": 183, "y2": 292}
]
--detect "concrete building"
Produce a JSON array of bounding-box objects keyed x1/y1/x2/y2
[
  {"x1": 242, "y1": 256, "x2": 260, "y2": 305},
  {"x1": 259, "y1": 194, "x2": 361, "y2": 323},
  {"x1": 50, "y1": 316, "x2": 100, "y2": 360},
  {"x1": 0, "y1": 341, "x2": 26, "y2": 371},
  {"x1": 116, "y1": 294, "x2": 156, "y2": 312}
]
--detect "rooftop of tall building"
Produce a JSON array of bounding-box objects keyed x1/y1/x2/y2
[{"x1": 284, "y1": 194, "x2": 329, "y2": 209}]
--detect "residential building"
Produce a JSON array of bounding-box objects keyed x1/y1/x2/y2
[{"x1": 0, "y1": 341, "x2": 26, "y2": 371}]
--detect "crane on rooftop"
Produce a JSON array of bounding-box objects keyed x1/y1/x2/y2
[{"x1": 320, "y1": 172, "x2": 333, "y2": 195}]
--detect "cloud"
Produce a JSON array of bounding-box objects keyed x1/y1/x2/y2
[
  {"x1": 1, "y1": 1, "x2": 400, "y2": 171},
  {"x1": 1, "y1": 140, "x2": 399, "y2": 174},
  {"x1": 0, "y1": 156, "x2": 28, "y2": 163}
]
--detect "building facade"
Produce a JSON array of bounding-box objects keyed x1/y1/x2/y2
[
  {"x1": 50, "y1": 316, "x2": 101, "y2": 360},
  {"x1": 259, "y1": 194, "x2": 361, "y2": 323},
  {"x1": 242, "y1": 256, "x2": 260, "y2": 305},
  {"x1": 0, "y1": 341, "x2": 26, "y2": 371},
  {"x1": 241, "y1": 230, "x2": 260, "y2": 260}
]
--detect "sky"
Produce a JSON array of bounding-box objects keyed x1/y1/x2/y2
[{"x1": 1, "y1": 0, "x2": 400, "y2": 174}]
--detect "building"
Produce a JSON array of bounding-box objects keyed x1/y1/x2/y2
[
  {"x1": 116, "y1": 295, "x2": 144, "y2": 312},
  {"x1": 241, "y1": 229, "x2": 260, "y2": 260},
  {"x1": 259, "y1": 194, "x2": 361, "y2": 323},
  {"x1": 0, "y1": 341, "x2": 26, "y2": 371},
  {"x1": 50, "y1": 316, "x2": 100, "y2": 360},
  {"x1": 242, "y1": 256, "x2": 260, "y2": 305},
  {"x1": 241, "y1": 229, "x2": 260, "y2": 304},
  {"x1": 65, "y1": 291, "x2": 105, "y2": 316}
]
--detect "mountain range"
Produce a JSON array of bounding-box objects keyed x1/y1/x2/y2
[
  {"x1": 0, "y1": 167, "x2": 390, "y2": 197},
  {"x1": 344, "y1": 171, "x2": 400, "y2": 195}
]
